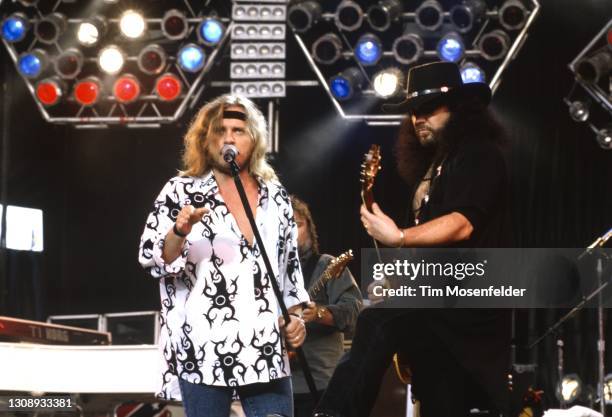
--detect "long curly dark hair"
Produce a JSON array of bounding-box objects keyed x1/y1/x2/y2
[{"x1": 394, "y1": 96, "x2": 507, "y2": 188}]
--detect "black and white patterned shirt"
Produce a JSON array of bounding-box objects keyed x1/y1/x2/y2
[{"x1": 138, "y1": 172, "x2": 309, "y2": 400}]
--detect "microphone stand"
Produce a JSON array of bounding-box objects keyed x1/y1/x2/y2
[
  {"x1": 227, "y1": 158, "x2": 320, "y2": 403},
  {"x1": 529, "y1": 235, "x2": 611, "y2": 414}
]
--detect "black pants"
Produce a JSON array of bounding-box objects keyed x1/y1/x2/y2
[{"x1": 314, "y1": 308, "x2": 490, "y2": 417}]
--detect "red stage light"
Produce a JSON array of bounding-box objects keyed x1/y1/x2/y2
[
  {"x1": 155, "y1": 73, "x2": 182, "y2": 102},
  {"x1": 36, "y1": 78, "x2": 63, "y2": 106},
  {"x1": 74, "y1": 78, "x2": 100, "y2": 106},
  {"x1": 113, "y1": 74, "x2": 141, "y2": 103},
  {"x1": 608, "y1": 28, "x2": 612, "y2": 48}
]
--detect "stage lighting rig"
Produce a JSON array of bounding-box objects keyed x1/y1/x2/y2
[
  {"x1": 1, "y1": 13, "x2": 28, "y2": 42},
  {"x1": 372, "y1": 68, "x2": 403, "y2": 98},
  {"x1": 290, "y1": 0, "x2": 539, "y2": 124},
  {"x1": 450, "y1": 0, "x2": 486, "y2": 34},
  {"x1": 55, "y1": 48, "x2": 83, "y2": 79},
  {"x1": 119, "y1": 9, "x2": 146, "y2": 40},
  {"x1": 34, "y1": 12, "x2": 66, "y2": 44},
  {"x1": 415, "y1": 0, "x2": 444, "y2": 32},
  {"x1": 556, "y1": 374, "x2": 583, "y2": 406},
  {"x1": 566, "y1": 19, "x2": 612, "y2": 150},
  {"x1": 230, "y1": 1, "x2": 288, "y2": 100},
  {"x1": 335, "y1": 1, "x2": 364, "y2": 32},
  {"x1": 312, "y1": 33, "x2": 343, "y2": 65},
  {"x1": 392, "y1": 33, "x2": 424, "y2": 65},
  {"x1": 0, "y1": 0, "x2": 230, "y2": 127},
  {"x1": 367, "y1": 0, "x2": 402, "y2": 32},
  {"x1": 76, "y1": 16, "x2": 106, "y2": 47},
  {"x1": 287, "y1": 1, "x2": 321, "y2": 33}
]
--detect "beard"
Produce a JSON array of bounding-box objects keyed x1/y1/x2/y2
[{"x1": 414, "y1": 124, "x2": 440, "y2": 147}]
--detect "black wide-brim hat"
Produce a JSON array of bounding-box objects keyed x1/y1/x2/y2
[{"x1": 383, "y1": 61, "x2": 491, "y2": 113}]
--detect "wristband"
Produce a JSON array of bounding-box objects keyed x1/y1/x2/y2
[
  {"x1": 173, "y1": 223, "x2": 187, "y2": 238},
  {"x1": 397, "y1": 229, "x2": 405, "y2": 248},
  {"x1": 289, "y1": 312, "x2": 302, "y2": 319}
]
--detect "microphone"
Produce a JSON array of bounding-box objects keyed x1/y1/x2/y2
[{"x1": 221, "y1": 144, "x2": 239, "y2": 163}]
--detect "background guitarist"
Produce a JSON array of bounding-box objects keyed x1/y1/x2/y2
[{"x1": 289, "y1": 196, "x2": 363, "y2": 417}]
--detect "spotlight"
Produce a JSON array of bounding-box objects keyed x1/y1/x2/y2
[
  {"x1": 478, "y1": 29, "x2": 511, "y2": 61},
  {"x1": 392, "y1": 33, "x2": 424, "y2": 65},
  {"x1": 608, "y1": 27, "x2": 612, "y2": 48},
  {"x1": 113, "y1": 74, "x2": 141, "y2": 104},
  {"x1": 437, "y1": 32, "x2": 465, "y2": 63},
  {"x1": 372, "y1": 68, "x2": 403, "y2": 98},
  {"x1": 77, "y1": 16, "x2": 106, "y2": 47},
  {"x1": 367, "y1": 0, "x2": 402, "y2": 32},
  {"x1": 604, "y1": 373, "x2": 612, "y2": 403},
  {"x1": 312, "y1": 33, "x2": 343, "y2": 65},
  {"x1": 232, "y1": 42, "x2": 286, "y2": 60},
  {"x1": 231, "y1": 62, "x2": 285, "y2": 79},
  {"x1": 232, "y1": 24, "x2": 284, "y2": 40},
  {"x1": 329, "y1": 67, "x2": 365, "y2": 101},
  {"x1": 34, "y1": 13, "x2": 67, "y2": 45},
  {"x1": 595, "y1": 127, "x2": 612, "y2": 150},
  {"x1": 178, "y1": 43, "x2": 206, "y2": 73},
  {"x1": 17, "y1": 0, "x2": 38, "y2": 7},
  {"x1": 460, "y1": 62, "x2": 486, "y2": 83},
  {"x1": 415, "y1": 0, "x2": 444, "y2": 32},
  {"x1": 556, "y1": 374, "x2": 582, "y2": 406},
  {"x1": 138, "y1": 44, "x2": 167, "y2": 75},
  {"x1": 155, "y1": 73, "x2": 183, "y2": 102},
  {"x1": 17, "y1": 49, "x2": 48, "y2": 79},
  {"x1": 499, "y1": 0, "x2": 528, "y2": 31},
  {"x1": 198, "y1": 18, "x2": 224, "y2": 45},
  {"x1": 355, "y1": 33, "x2": 383, "y2": 66},
  {"x1": 335, "y1": 1, "x2": 364, "y2": 32},
  {"x1": 98, "y1": 45, "x2": 125, "y2": 75},
  {"x1": 450, "y1": 0, "x2": 486, "y2": 34},
  {"x1": 54, "y1": 48, "x2": 83, "y2": 80},
  {"x1": 74, "y1": 77, "x2": 101, "y2": 107},
  {"x1": 162, "y1": 9, "x2": 189, "y2": 41},
  {"x1": 119, "y1": 10, "x2": 146, "y2": 39},
  {"x1": 568, "y1": 101, "x2": 589, "y2": 122},
  {"x1": 576, "y1": 50, "x2": 612, "y2": 84},
  {"x1": 1, "y1": 13, "x2": 29, "y2": 43},
  {"x1": 231, "y1": 81, "x2": 285, "y2": 98},
  {"x1": 35, "y1": 77, "x2": 64, "y2": 107},
  {"x1": 288, "y1": 1, "x2": 322, "y2": 33}
]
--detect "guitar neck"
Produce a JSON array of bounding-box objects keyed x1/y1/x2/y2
[{"x1": 308, "y1": 270, "x2": 331, "y2": 299}]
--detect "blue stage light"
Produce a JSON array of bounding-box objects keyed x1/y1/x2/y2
[
  {"x1": 198, "y1": 18, "x2": 224, "y2": 45},
  {"x1": 1, "y1": 14, "x2": 28, "y2": 43},
  {"x1": 437, "y1": 32, "x2": 465, "y2": 63},
  {"x1": 18, "y1": 50, "x2": 46, "y2": 78},
  {"x1": 460, "y1": 62, "x2": 485, "y2": 84},
  {"x1": 355, "y1": 34, "x2": 382, "y2": 65},
  {"x1": 329, "y1": 67, "x2": 364, "y2": 101},
  {"x1": 178, "y1": 44, "x2": 206, "y2": 73}
]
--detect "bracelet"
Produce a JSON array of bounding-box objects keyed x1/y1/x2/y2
[
  {"x1": 173, "y1": 223, "x2": 187, "y2": 238},
  {"x1": 289, "y1": 312, "x2": 302, "y2": 319},
  {"x1": 397, "y1": 229, "x2": 405, "y2": 248}
]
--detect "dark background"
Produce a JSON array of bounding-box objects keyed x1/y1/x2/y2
[{"x1": 0, "y1": 0, "x2": 611, "y2": 410}]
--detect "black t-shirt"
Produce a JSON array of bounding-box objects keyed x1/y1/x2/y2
[{"x1": 416, "y1": 139, "x2": 509, "y2": 247}]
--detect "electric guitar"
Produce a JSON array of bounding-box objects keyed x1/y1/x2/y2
[
  {"x1": 360, "y1": 144, "x2": 382, "y2": 212},
  {"x1": 308, "y1": 249, "x2": 354, "y2": 299}
]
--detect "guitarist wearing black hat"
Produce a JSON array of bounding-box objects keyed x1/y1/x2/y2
[{"x1": 314, "y1": 62, "x2": 511, "y2": 417}]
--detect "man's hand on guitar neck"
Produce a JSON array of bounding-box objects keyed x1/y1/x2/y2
[
  {"x1": 360, "y1": 203, "x2": 404, "y2": 247},
  {"x1": 360, "y1": 202, "x2": 475, "y2": 247}
]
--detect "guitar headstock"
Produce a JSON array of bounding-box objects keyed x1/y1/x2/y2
[
  {"x1": 326, "y1": 250, "x2": 354, "y2": 280},
  {"x1": 360, "y1": 145, "x2": 381, "y2": 211}
]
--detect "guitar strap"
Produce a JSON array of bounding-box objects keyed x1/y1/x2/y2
[{"x1": 302, "y1": 253, "x2": 322, "y2": 290}]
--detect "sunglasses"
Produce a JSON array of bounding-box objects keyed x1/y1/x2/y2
[{"x1": 411, "y1": 98, "x2": 448, "y2": 118}]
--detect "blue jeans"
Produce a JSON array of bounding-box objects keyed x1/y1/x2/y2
[{"x1": 179, "y1": 377, "x2": 293, "y2": 417}]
